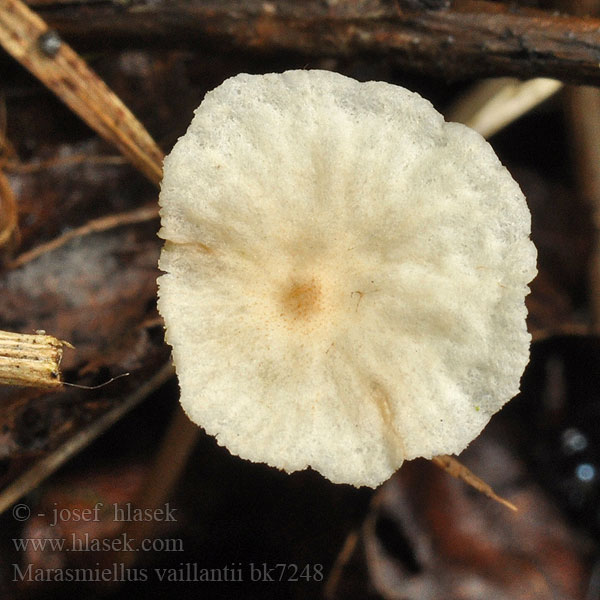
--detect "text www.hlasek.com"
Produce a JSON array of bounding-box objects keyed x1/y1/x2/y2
[{"x1": 13, "y1": 533, "x2": 183, "y2": 553}]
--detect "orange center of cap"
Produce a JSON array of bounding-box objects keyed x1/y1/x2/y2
[{"x1": 281, "y1": 279, "x2": 321, "y2": 320}]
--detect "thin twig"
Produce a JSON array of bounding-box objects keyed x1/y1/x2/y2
[
  {"x1": 0, "y1": 0, "x2": 164, "y2": 185},
  {"x1": 0, "y1": 168, "x2": 18, "y2": 249},
  {"x1": 0, "y1": 96, "x2": 17, "y2": 162},
  {"x1": 448, "y1": 77, "x2": 563, "y2": 138},
  {"x1": 564, "y1": 86, "x2": 600, "y2": 333},
  {"x1": 115, "y1": 403, "x2": 198, "y2": 568},
  {"x1": 0, "y1": 362, "x2": 174, "y2": 515},
  {"x1": 0, "y1": 99, "x2": 20, "y2": 252},
  {"x1": 324, "y1": 530, "x2": 360, "y2": 600},
  {"x1": 432, "y1": 454, "x2": 517, "y2": 511},
  {"x1": 2, "y1": 153, "x2": 127, "y2": 174},
  {"x1": 530, "y1": 322, "x2": 591, "y2": 343},
  {"x1": 9, "y1": 202, "x2": 159, "y2": 269}
]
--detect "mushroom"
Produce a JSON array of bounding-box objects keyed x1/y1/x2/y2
[{"x1": 157, "y1": 70, "x2": 537, "y2": 488}]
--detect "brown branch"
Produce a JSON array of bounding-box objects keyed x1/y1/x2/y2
[
  {"x1": 21, "y1": 0, "x2": 600, "y2": 85},
  {"x1": 0, "y1": 0, "x2": 164, "y2": 185}
]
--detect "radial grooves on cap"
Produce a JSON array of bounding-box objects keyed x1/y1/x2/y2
[{"x1": 157, "y1": 69, "x2": 537, "y2": 488}]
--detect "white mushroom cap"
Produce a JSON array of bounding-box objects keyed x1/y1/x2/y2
[{"x1": 157, "y1": 70, "x2": 537, "y2": 488}]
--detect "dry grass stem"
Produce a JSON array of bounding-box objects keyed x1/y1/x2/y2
[
  {"x1": 0, "y1": 362, "x2": 175, "y2": 515},
  {"x1": 0, "y1": 329, "x2": 71, "y2": 388},
  {"x1": 432, "y1": 454, "x2": 517, "y2": 512},
  {"x1": 448, "y1": 77, "x2": 563, "y2": 138},
  {"x1": 0, "y1": 0, "x2": 164, "y2": 185}
]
